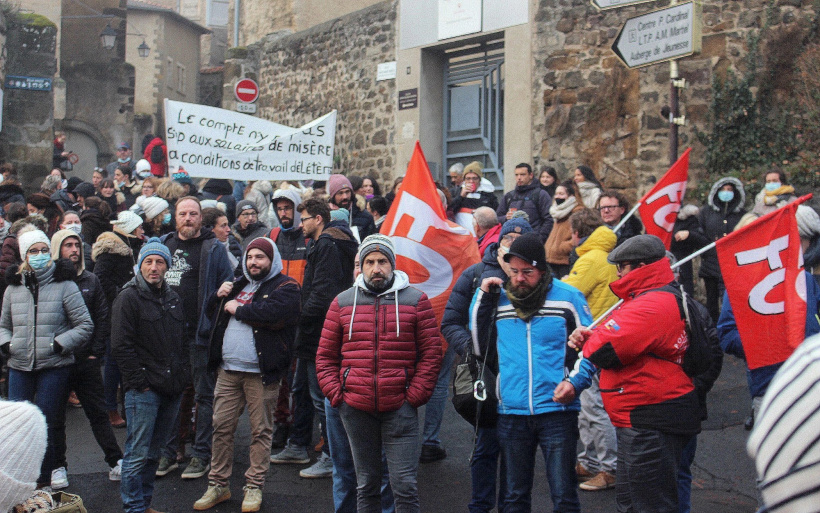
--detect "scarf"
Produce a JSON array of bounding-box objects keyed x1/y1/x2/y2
[
  {"x1": 763, "y1": 185, "x2": 795, "y2": 206},
  {"x1": 504, "y1": 274, "x2": 552, "y2": 322},
  {"x1": 549, "y1": 196, "x2": 578, "y2": 221}
]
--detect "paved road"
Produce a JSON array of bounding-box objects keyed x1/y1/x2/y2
[{"x1": 63, "y1": 357, "x2": 757, "y2": 512}]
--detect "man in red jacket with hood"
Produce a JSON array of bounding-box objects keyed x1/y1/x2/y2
[
  {"x1": 316, "y1": 234, "x2": 442, "y2": 513},
  {"x1": 569, "y1": 234, "x2": 701, "y2": 513}
]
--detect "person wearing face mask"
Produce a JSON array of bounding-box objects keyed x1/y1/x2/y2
[
  {"x1": 140, "y1": 196, "x2": 173, "y2": 238},
  {"x1": 752, "y1": 168, "x2": 798, "y2": 216},
  {"x1": 60, "y1": 210, "x2": 94, "y2": 273},
  {"x1": 106, "y1": 142, "x2": 136, "y2": 176},
  {"x1": 698, "y1": 177, "x2": 747, "y2": 322},
  {"x1": 545, "y1": 181, "x2": 584, "y2": 278},
  {"x1": 0, "y1": 229, "x2": 93, "y2": 490},
  {"x1": 439, "y1": 217, "x2": 531, "y2": 513},
  {"x1": 114, "y1": 166, "x2": 140, "y2": 209}
]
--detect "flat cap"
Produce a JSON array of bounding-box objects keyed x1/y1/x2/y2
[{"x1": 607, "y1": 234, "x2": 666, "y2": 265}]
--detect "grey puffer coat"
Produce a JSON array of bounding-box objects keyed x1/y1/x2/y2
[{"x1": 0, "y1": 259, "x2": 94, "y2": 371}]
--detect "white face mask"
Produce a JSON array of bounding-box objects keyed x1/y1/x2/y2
[{"x1": 64, "y1": 223, "x2": 82, "y2": 236}]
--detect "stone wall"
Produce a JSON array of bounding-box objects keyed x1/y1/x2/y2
[
  {"x1": 0, "y1": 13, "x2": 57, "y2": 187},
  {"x1": 225, "y1": 0, "x2": 397, "y2": 183},
  {"x1": 533, "y1": 0, "x2": 815, "y2": 201}
]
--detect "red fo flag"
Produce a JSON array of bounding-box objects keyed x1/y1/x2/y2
[
  {"x1": 637, "y1": 148, "x2": 690, "y2": 249},
  {"x1": 716, "y1": 195, "x2": 811, "y2": 369},
  {"x1": 380, "y1": 142, "x2": 481, "y2": 330}
]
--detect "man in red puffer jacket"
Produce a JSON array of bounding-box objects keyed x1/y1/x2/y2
[{"x1": 316, "y1": 234, "x2": 442, "y2": 513}]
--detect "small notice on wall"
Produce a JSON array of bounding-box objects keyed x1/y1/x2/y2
[
  {"x1": 438, "y1": 0, "x2": 482, "y2": 40},
  {"x1": 377, "y1": 62, "x2": 397, "y2": 81},
  {"x1": 399, "y1": 89, "x2": 418, "y2": 110}
]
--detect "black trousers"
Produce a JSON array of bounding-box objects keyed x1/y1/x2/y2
[
  {"x1": 615, "y1": 427, "x2": 690, "y2": 513},
  {"x1": 55, "y1": 356, "x2": 124, "y2": 468},
  {"x1": 702, "y1": 276, "x2": 724, "y2": 324}
]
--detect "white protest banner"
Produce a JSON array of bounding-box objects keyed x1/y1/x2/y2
[{"x1": 164, "y1": 99, "x2": 336, "y2": 180}]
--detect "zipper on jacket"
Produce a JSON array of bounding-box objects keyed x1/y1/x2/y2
[
  {"x1": 373, "y1": 297, "x2": 380, "y2": 411},
  {"x1": 404, "y1": 368, "x2": 409, "y2": 390},
  {"x1": 600, "y1": 387, "x2": 624, "y2": 394},
  {"x1": 527, "y1": 322, "x2": 534, "y2": 415},
  {"x1": 342, "y1": 367, "x2": 351, "y2": 391}
]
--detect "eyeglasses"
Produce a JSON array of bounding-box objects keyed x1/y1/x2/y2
[
  {"x1": 463, "y1": 176, "x2": 480, "y2": 182},
  {"x1": 27, "y1": 248, "x2": 50, "y2": 255},
  {"x1": 508, "y1": 267, "x2": 537, "y2": 277},
  {"x1": 301, "y1": 216, "x2": 316, "y2": 222},
  {"x1": 238, "y1": 211, "x2": 257, "y2": 217},
  {"x1": 276, "y1": 206, "x2": 294, "y2": 213},
  {"x1": 598, "y1": 205, "x2": 621, "y2": 212},
  {"x1": 615, "y1": 262, "x2": 632, "y2": 273}
]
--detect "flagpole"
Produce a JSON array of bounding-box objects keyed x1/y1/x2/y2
[{"x1": 611, "y1": 202, "x2": 641, "y2": 234}]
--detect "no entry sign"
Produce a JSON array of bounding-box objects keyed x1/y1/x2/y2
[{"x1": 234, "y1": 78, "x2": 259, "y2": 103}]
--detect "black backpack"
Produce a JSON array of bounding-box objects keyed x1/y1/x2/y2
[
  {"x1": 645, "y1": 283, "x2": 713, "y2": 377},
  {"x1": 150, "y1": 144, "x2": 165, "y2": 164}
]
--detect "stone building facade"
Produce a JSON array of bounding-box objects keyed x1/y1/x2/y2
[{"x1": 227, "y1": 0, "x2": 813, "y2": 200}]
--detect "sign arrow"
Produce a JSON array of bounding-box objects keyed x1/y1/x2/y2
[
  {"x1": 591, "y1": 0, "x2": 656, "y2": 10},
  {"x1": 611, "y1": 1, "x2": 702, "y2": 68}
]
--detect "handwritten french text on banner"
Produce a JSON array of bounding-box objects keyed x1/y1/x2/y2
[{"x1": 164, "y1": 99, "x2": 336, "y2": 180}]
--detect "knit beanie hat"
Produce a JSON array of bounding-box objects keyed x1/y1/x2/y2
[
  {"x1": 172, "y1": 169, "x2": 193, "y2": 186},
  {"x1": 141, "y1": 196, "x2": 170, "y2": 221},
  {"x1": 500, "y1": 217, "x2": 533, "y2": 238},
  {"x1": 327, "y1": 174, "x2": 353, "y2": 200},
  {"x1": 236, "y1": 199, "x2": 257, "y2": 217},
  {"x1": 330, "y1": 208, "x2": 350, "y2": 224},
  {"x1": 796, "y1": 205, "x2": 820, "y2": 240},
  {"x1": 358, "y1": 234, "x2": 396, "y2": 269},
  {"x1": 135, "y1": 159, "x2": 151, "y2": 176},
  {"x1": 463, "y1": 161, "x2": 484, "y2": 180},
  {"x1": 18, "y1": 229, "x2": 50, "y2": 260},
  {"x1": 503, "y1": 232, "x2": 547, "y2": 271},
  {"x1": 138, "y1": 237, "x2": 171, "y2": 268},
  {"x1": 111, "y1": 210, "x2": 144, "y2": 235},
  {"x1": 0, "y1": 400, "x2": 47, "y2": 513},
  {"x1": 66, "y1": 176, "x2": 83, "y2": 193},
  {"x1": 247, "y1": 237, "x2": 275, "y2": 262},
  {"x1": 72, "y1": 182, "x2": 95, "y2": 199}
]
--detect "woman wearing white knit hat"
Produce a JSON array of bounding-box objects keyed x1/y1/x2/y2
[
  {"x1": 0, "y1": 229, "x2": 94, "y2": 489},
  {"x1": 0, "y1": 399, "x2": 47, "y2": 510}
]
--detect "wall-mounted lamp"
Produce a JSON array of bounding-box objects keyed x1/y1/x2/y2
[{"x1": 100, "y1": 24, "x2": 118, "y2": 50}]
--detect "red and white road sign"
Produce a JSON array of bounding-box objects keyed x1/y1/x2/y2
[{"x1": 234, "y1": 78, "x2": 259, "y2": 103}]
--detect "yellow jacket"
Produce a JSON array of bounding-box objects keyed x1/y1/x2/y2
[{"x1": 562, "y1": 226, "x2": 619, "y2": 318}]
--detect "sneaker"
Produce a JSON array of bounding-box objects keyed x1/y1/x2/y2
[
  {"x1": 51, "y1": 467, "x2": 69, "y2": 490},
  {"x1": 182, "y1": 457, "x2": 210, "y2": 479},
  {"x1": 575, "y1": 462, "x2": 596, "y2": 483},
  {"x1": 155, "y1": 456, "x2": 179, "y2": 477},
  {"x1": 193, "y1": 481, "x2": 231, "y2": 510},
  {"x1": 109, "y1": 459, "x2": 123, "y2": 481},
  {"x1": 241, "y1": 484, "x2": 263, "y2": 512},
  {"x1": 271, "y1": 424, "x2": 290, "y2": 449},
  {"x1": 579, "y1": 471, "x2": 616, "y2": 491},
  {"x1": 299, "y1": 453, "x2": 333, "y2": 479},
  {"x1": 270, "y1": 442, "x2": 310, "y2": 464},
  {"x1": 419, "y1": 444, "x2": 447, "y2": 463}
]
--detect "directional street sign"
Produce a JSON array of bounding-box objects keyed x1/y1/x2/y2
[
  {"x1": 611, "y1": 1, "x2": 702, "y2": 69},
  {"x1": 591, "y1": 0, "x2": 655, "y2": 11},
  {"x1": 234, "y1": 78, "x2": 259, "y2": 103}
]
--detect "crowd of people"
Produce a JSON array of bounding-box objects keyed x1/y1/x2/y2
[{"x1": 0, "y1": 148, "x2": 818, "y2": 513}]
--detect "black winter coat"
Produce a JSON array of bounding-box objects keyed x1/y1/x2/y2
[
  {"x1": 295, "y1": 221, "x2": 358, "y2": 361},
  {"x1": 207, "y1": 272, "x2": 301, "y2": 385},
  {"x1": 92, "y1": 230, "x2": 141, "y2": 306},
  {"x1": 698, "y1": 177, "x2": 747, "y2": 279},
  {"x1": 614, "y1": 215, "x2": 644, "y2": 247},
  {"x1": 111, "y1": 274, "x2": 189, "y2": 396},
  {"x1": 496, "y1": 182, "x2": 553, "y2": 242},
  {"x1": 74, "y1": 269, "x2": 109, "y2": 359}
]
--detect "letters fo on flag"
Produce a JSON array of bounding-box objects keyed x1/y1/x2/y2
[
  {"x1": 637, "y1": 148, "x2": 690, "y2": 249},
  {"x1": 716, "y1": 195, "x2": 811, "y2": 370},
  {"x1": 380, "y1": 142, "x2": 481, "y2": 329}
]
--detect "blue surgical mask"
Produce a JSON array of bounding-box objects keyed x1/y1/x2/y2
[
  {"x1": 765, "y1": 182, "x2": 781, "y2": 192},
  {"x1": 118, "y1": 157, "x2": 131, "y2": 164},
  {"x1": 28, "y1": 253, "x2": 51, "y2": 270},
  {"x1": 162, "y1": 213, "x2": 172, "y2": 225},
  {"x1": 717, "y1": 190, "x2": 734, "y2": 203}
]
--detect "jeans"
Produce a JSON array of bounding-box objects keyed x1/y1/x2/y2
[
  {"x1": 8, "y1": 366, "x2": 72, "y2": 485},
  {"x1": 676, "y1": 435, "x2": 697, "y2": 513},
  {"x1": 615, "y1": 427, "x2": 689, "y2": 513},
  {"x1": 55, "y1": 357, "x2": 123, "y2": 468},
  {"x1": 470, "y1": 426, "x2": 506, "y2": 513},
  {"x1": 497, "y1": 411, "x2": 580, "y2": 513},
  {"x1": 577, "y1": 374, "x2": 617, "y2": 474},
  {"x1": 210, "y1": 369, "x2": 279, "y2": 488},
  {"x1": 421, "y1": 344, "x2": 454, "y2": 448},
  {"x1": 325, "y1": 398, "x2": 395, "y2": 513},
  {"x1": 288, "y1": 358, "x2": 328, "y2": 454},
  {"x1": 104, "y1": 343, "x2": 122, "y2": 411},
  {"x1": 340, "y1": 401, "x2": 420, "y2": 513},
  {"x1": 121, "y1": 389, "x2": 182, "y2": 513}
]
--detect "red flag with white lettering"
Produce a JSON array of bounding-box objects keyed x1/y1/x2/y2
[
  {"x1": 716, "y1": 195, "x2": 811, "y2": 370},
  {"x1": 637, "y1": 148, "x2": 690, "y2": 249},
  {"x1": 380, "y1": 142, "x2": 481, "y2": 331}
]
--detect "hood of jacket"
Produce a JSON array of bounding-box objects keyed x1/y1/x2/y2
[
  {"x1": 5, "y1": 258, "x2": 75, "y2": 287},
  {"x1": 577, "y1": 225, "x2": 617, "y2": 257},
  {"x1": 347, "y1": 269, "x2": 412, "y2": 339},
  {"x1": 202, "y1": 179, "x2": 233, "y2": 195},
  {"x1": 241, "y1": 237, "x2": 283, "y2": 283},
  {"x1": 51, "y1": 229, "x2": 85, "y2": 275},
  {"x1": 707, "y1": 176, "x2": 746, "y2": 213},
  {"x1": 92, "y1": 230, "x2": 134, "y2": 261},
  {"x1": 272, "y1": 188, "x2": 303, "y2": 229},
  {"x1": 252, "y1": 180, "x2": 273, "y2": 196},
  {"x1": 513, "y1": 180, "x2": 541, "y2": 196},
  {"x1": 476, "y1": 177, "x2": 495, "y2": 194},
  {"x1": 677, "y1": 203, "x2": 700, "y2": 220},
  {"x1": 609, "y1": 258, "x2": 676, "y2": 300}
]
